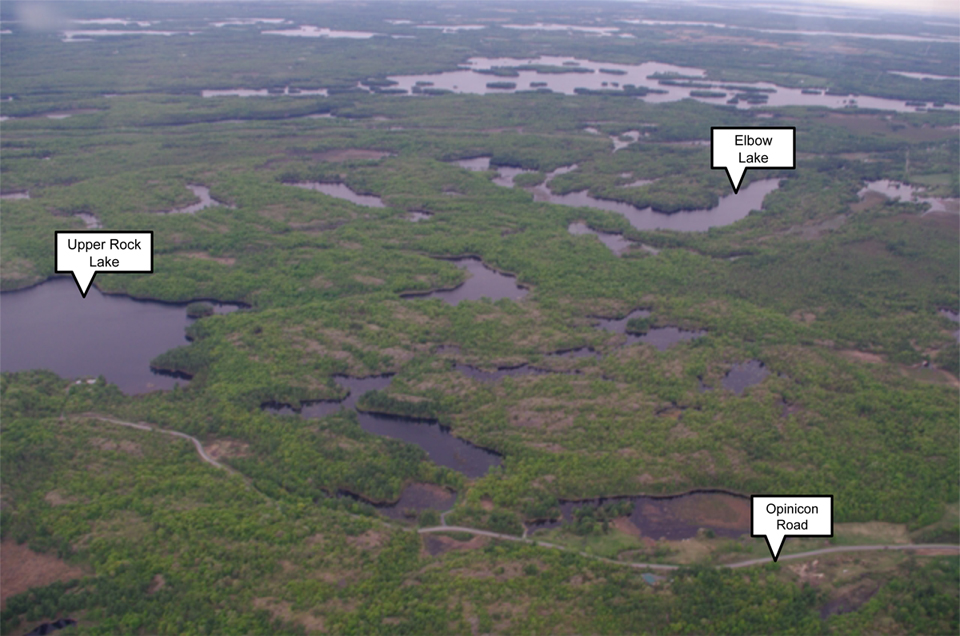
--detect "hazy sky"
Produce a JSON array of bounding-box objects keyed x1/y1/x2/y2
[
  {"x1": 11, "y1": 0, "x2": 960, "y2": 20},
  {"x1": 797, "y1": 0, "x2": 958, "y2": 16}
]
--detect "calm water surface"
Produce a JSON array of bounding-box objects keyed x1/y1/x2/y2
[
  {"x1": 384, "y1": 56, "x2": 957, "y2": 112},
  {"x1": 370, "y1": 483, "x2": 457, "y2": 520},
  {"x1": 166, "y1": 185, "x2": 229, "y2": 214},
  {"x1": 0, "y1": 278, "x2": 238, "y2": 394},
  {"x1": 403, "y1": 258, "x2": 527, "y2": 306},
  {"x1": 544, "y1": 176, "x2": 781, "y2": 232},
  {"x1": 568, "y1": 222, "x2": 633, "y2": 255},
  {"x1": 722, "y1": 360, "x2": 770, "y2": 394},
  {"x1": 287, "y1": 182, "x2": 386, "y2": 207},
  {"x1": 530, "y1": 491, "x2": 750, "y2": 540},
  {"x1": 266, "y1": 374, "x2": 501, "y2": 478},
  {"x1": 466, "y1": 159, "x2": 781, "y2": 231},
  {"x1": 859, "y1": 180, "x2": 958, "y2": 214}
]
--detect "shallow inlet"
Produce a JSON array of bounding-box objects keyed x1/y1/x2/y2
[
  {"x1": 342, "y1": 483, "x2": 457, "y2": 521},
  {"x1": 568, "y1": 222, "x2": 634, "y2": 255},
  {"x1": 265, "y1": 374, "x2": 501, "y2": 479},
  {"x1": 859, "y1": 179, "x2": 958, "y2": 215},
  {"x1": 592, "y1": 309, "x2": 705, "y2": 350},
  {"x1": 286, "y1": 182, "x2": 386, "y2": 208},
  {"x1": 402, "y1": 258, "x2": 527, "y2": 306},
  {"x1": 165, "y1": 185, "x2": 229, "y2": 214}
]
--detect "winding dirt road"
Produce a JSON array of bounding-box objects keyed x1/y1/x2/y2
[{"x1": 81, "y1": 413, "x2": 959, "y2": 572}]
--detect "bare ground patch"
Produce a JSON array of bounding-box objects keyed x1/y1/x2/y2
[
  {"x1": 253, "y1": 597, "x2": 326, "y2": 633},
  {"x1": 1, "y1": 540, "x2": 85, "y2": 607},
  {"x1": 612, "y1": 517, "x2": 643, "y2": 538},
  {"x1": 347, "y1": 530, "x2": 387, "y2": 550},
  {"x1": 839, "y1": 350, "x2": 884, "y2": 364},
  {"x1": 849, "y1": 191, "x2": 886, "y2": 213},
  {"x1": 911, "y1": 547, "x2": 960, "y2": 556},
  {"x1": 205, "y1": 439, "x2": 251, "y2": 461},
  {"x1": 834, "y1": 521, "x2": 910, "y2": 544},
  {"x1": 44, "y1": 490, "x2": 79, "y2": 507},
  {"x1": 89, "y1": 437, "x2": 142, "y2": 455},
  {"x1": 422, "y1": 534, "x2": 489, "y2": 556},
  {"x1": 353, "y1": 275, "x2": 385, "y2": 286},
  {"x1": 313, "y1": 149, "x2": 392, "y2": 162},
  {"x1": 0, "y1": 257, "x2": 41, "y2": 287},
  {"x1": 179, "y1": 251, "x2": 236, "y2": 266}
]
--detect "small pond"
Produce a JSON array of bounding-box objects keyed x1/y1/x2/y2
[
  {"x1": 349, "y1": 482, "x2": 457, "y2": 521},
  {"x1": 593, "y1": 309, "x2": 705, "y2": 350},
  {"x1": 286, "y1": 182, "x2": 386, "y2": 208},
  {"x1": 529, "y1": 490, "x2": 750, "y2": 541},
  {"x1": 859, "y1": 180, "x2": 958, "y2": 215},
  {"x1": 721, "y1": 360, "x2": 770, "y2": 395},
  {"x1": 402, "y1": 258, "x2": 527, "y2": 306},
  {"x1": 265, "y1": 374, "x2": 501, "y2": 478}
]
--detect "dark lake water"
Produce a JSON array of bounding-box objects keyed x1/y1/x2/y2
[
  {"x1": 0, "y1": 278, "x2": 238, "y2": 394},
  {"x1": 529, "y1": 491, "x2": 750, "y2": 540},
  {"x1": 456, "y1": 158, "x2": 782, "y2": 232},
  {"x1": 636, "y1": 327, "x2": 707, "y2": 351},
  {"x1": 265, "y1": 374, "x2": 501, "y2": 478},
  {"x1": 722, "y1": 360, "x2": 770, "y2": 395},
  {"x1": 347, "y1": 482, "x2": 457, "y2": 521},
  {"x1": 402, "y1": 258, "x2": 527, "y2": 306},
  {"x1": 357, "y1": 411, "x2": 499, "y2": 478},
  {"x1": 546, "y1": 176, "x2": 781, "y2": 232},
  {"x1": 455, "y1": 362, "x2": 580, "y2": 382},
  {"x1": 594, "y1": 309, "x2": 652, "y2": 334},
  {"x1": 593, "y1": 309, "x2": 705, "y2": 350}
]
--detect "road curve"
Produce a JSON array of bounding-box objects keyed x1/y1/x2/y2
[
  {"x1": 77, "y1": 414, "x2": 958, "y2": 572},
  {"x1": 79, "y1": 414, "x2": 233, "y2": 473}
]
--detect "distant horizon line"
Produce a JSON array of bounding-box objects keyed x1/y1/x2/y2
[{"x1": 6, "y1": 0, "x2": 958, "y2": 21}]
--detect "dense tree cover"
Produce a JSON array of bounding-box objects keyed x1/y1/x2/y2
[
  {"x1": 1, "y1": 412, "x2": 954, "y2": 634},
  {"x1": 1, "y1": 1, "x2": 957, "y2": 633}
]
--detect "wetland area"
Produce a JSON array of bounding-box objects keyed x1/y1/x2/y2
[{"x1": 1, "y1": 1, "x2": 957, "y2": 634}]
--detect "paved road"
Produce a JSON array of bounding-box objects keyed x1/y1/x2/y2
[{"x1": 79, "y1": 413, "x2": 959, "y2": 572}]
